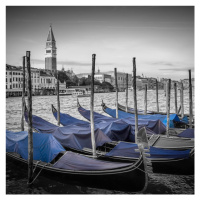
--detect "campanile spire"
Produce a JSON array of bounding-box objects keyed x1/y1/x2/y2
[{"x1": 45, "y1": 25, "x2": 57, "y2": 71}]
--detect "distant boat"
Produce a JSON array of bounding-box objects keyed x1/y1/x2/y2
[
  {"x1": 72, "y1": 89, "x2": 91, "y2": 97},
  {"x1": 59, "y1": 88, "x2": 75, "y2": 96},
  {"x1": 59, "y1": 92, "x2": 72, "y2": 96}
]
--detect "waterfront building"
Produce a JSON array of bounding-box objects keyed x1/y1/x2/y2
[
  {"x1": 29, "y1": 68, "x2": 41, "y2": 95},
  {"x1": 94, "y1": 69, "x2": 112, "y2": 83},
  {"x1": 137, "y1": 78, "x2": 148, "y2": 90},
  {"x1": 45, "y1": 25, "x2": 57, "y2": 71},
  {"x1": 181, "y1": 78, "x2": 195, "y2": 90},
  {"x1": 105, "y1": 71, "x2": 132, "y2": 91},
  {"x1": 6, "y1": 65, "x2": 66, "y2": 97},
  {"x1": 39, "y1": 70, "x2": 57, "y2": 95},
  {"x1": 6, "y1": 65, "x2": 23, "y2": 97},
  {"x1": 76, "y1": 72, "x2": 112, "y2": 84}
]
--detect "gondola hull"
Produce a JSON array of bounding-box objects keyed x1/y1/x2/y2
[
  {"x1": 51, "y1": 104, "x2": 194, "y2": 174},
  {"x1": 63, "y1": 144, "x2": 194, "y2": 175},
  {"x1": 6, "y1": 152, "x2": 148, "y2": 192}
]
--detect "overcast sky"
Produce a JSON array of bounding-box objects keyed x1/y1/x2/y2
[{"x1": 6, "y1": 6, "x2": 194, "y2": 80}]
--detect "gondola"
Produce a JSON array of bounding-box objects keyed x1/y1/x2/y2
[
  {"x1": 26, "y1": 108, "x2": 194, "y2": 174},
  {"x1": 117, "y1": 102, "x2": 189, "y2": 116},
  {"x1": 6, "y1": 130, "x2": 149, "y2": 192},
  {"x1": 52, "y1": 104, "x2": 164, "y2": 142},
  {"x1": 75, "y1": 102, "x2": 167, "y2": 136},
  {"x1": 77, "y1": 101, "x2": 194, "y2": 139},
  {"x1": 117, "y1": 102, "x2": 191, "y2": 128},
  {"x1": 101, "y1": 100, "x2": 194, "y2": 131}
]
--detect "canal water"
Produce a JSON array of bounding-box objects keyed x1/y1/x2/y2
[{"x1": 6, "y1": 90, "x2": 195, "y2": 194}]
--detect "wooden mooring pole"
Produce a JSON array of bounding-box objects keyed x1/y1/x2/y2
[
  {"x1": 21, "y1": 56, "x2": 26, "y2": 131},
  {"x1": 180, "y1": 81, "x2": 184, "y2": 118},
  {"x1": 26, "y1": 51, "x2": 33, "y2": 185},
  {"x1": 169, "y1": 79, "x2": 171, "y2": 112},
  {"x1": 57, "y1": 70, "x2": 60, "y2": 126},
  {"x1": 90, "y1": 54, "x2": 97, "y2": 157},
  {"x1": 125, "y1": 73, "x2": 128, "y2": 112},
  {"x1": 156, "y1": 79, "x2": 159, "y2": 112},
  {"x1": 144, "y1": 84, "x2": 147, "y2": 115},
  {"x1": 166, "y1": 79, "x2": 170, "y2": 137},
  {"x1": 174, "y1": 82, "x2": 177, "y2": 114},
  {"x1": 166, "y1": 79, "x2": 171, "y2": 114},
  {"x1": 114, "y1": 68, "x2": 118, "y2": 118},
  {"x1": 189, "y1": 70, "x2": 193, "y2": 127},
  {"x1": 133, "y1": 57, "x2": 138, "y2": 142}
]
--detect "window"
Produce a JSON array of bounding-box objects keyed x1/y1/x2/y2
[
  {"x1": 13, "y1": 84, "x2": 15, "y2": 88},
  {"x1": 6, "y1": 78, "x2": 7, "y2": 82},
  {"x1": 10, "y1": 78, "x2": 12, "y2": 82},
  {"x1": 6, "y1": 85, "x2": 7, "y2": 89},
  {"x1": 10, "y1": 85, "x2": 12, "y2": 89},
  {"x1": 13, "y1": 77, "x2": 14, "y2": 81},
  {"x1": 46, "y1": 50, "x2": 51, "y2": 53},
  {"x1": 10, "y1": 72, "x2": 12, "y2": 75}
]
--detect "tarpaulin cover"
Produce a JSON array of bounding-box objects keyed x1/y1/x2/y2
[
  {"x1": 105, "y1": 141, "x2": 191, "y2": 159},
  {"x1": 6, "y1": 130, "x2": 65, "y2": 163},
  {"x1": 25, "y1": 112, "x2": 112, "y2": 150},
  {"x1": 119, "y1": 104, "x2": 190, "y2": 126},
  {"x1": 95, "y1": 120, "x2": 135, "y2": 142},
  {"x1": 178, "y1": 129, "x2": 194, "y2": 138},
  {"x1": 52, "y1": 109, "x2": 135, "y2": 141},
  {"x1": 103, "y1": 106, "x2": 182, "y2": 128},
  {"x1": 78, "y1": 106, "x2": 166, "y2": 135},
  {"x1": 181, "y1": 116, "x2": 189, "y2": 124},
  {"x1": 53, "y1": 151, "x2": 132, "y2": 171},
  {"x1": 53, "y1": 110, "x2": 89, "y2": 126},
  {"x1": 54, "y1": 108, "x2": 165, "y2": 142}
]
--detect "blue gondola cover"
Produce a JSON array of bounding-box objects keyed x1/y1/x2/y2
[
  {"x1": 25, "y1": 112, "x2": 112, "y2": 150},
  {"x1": 53, "y1": 151, "x2": 131, "y2": 171},
  {"x1": 6, "y1": 130, "x2": 65, "y2": 163},
  {"x1": 102, "y1": 106, "x2": 184, "y2": 128},
  {"x1": 78, "y1": 106, "x2": 166, "y2": 135},
  {"x1": 177, "y1": 129, "x2": 194, "y2": 138},
  {"x1": 105, "y1": 141, "x2": 191, "y2": 159}
]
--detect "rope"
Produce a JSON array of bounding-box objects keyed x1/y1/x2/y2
[
  {"x1": 33, "y1": 161, "x2": 41, "y2": 173},
  {"x1": 28, "y1": 162, "x2": 48, "y2": 185}
]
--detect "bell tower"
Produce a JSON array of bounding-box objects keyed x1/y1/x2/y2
[{"x1": 45, "y1": 25, "x2": 57, "y2": 71}]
